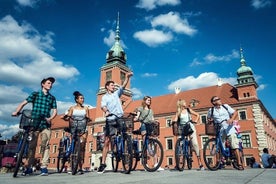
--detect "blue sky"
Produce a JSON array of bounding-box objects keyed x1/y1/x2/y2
[{"x1": 0, "y1": 0, "x2": 275, "y2": 138}]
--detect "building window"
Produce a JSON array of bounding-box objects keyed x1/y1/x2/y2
[
  {"x1": 52, "y1": 158, "x2": 56, "y2": 164},
  {"x1": 106, "y1": 71, "x2": 112, "y2": 82},
  {"x1": 52, "y1": 144, "x2": 57, "y2": 153},
  {"x1": 239, "y1": 110, "x2": 247, "y2": 120},
  {"x1": 89, "y1": 142, "x2": 93, "y2": 152},
  {"x1": 166, "y1": 119, "x2": 172, "y2": 127},
  {"x1": 201, "y1": 115, "x2": 207, "y2": 124},
  {"x1": 167, "y1": 157, "x2": 173, "y2": 166},
  {"x1": 241, "y1": 133, "x2": 251, "y2": 148},
  {"x1": 120, "y1": 71, "x2": 126, "y2": 85},
  {"x1": 166, "y1": 138, "x2": 173, "y2": 150},
  {"x1": 201, "y1": 136, "x2": 209, "y2": 149},
  {"x1": 55, "y1": 131, "x2": 58, "y2": 138}
]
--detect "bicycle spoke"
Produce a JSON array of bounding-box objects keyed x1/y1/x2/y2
[
  {"x1": 142, "y1": 139, "x2": 163, "y2": 172},
  {"x1": 175, "y1": 139, "x2": 185, "y2": 171},
  {"x1": 203, "y1": 138, "x2": 221, "y2": 171}
]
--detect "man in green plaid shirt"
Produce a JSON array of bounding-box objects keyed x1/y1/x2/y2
[{"x1": 12, "y1": 77, "x2": 57, "y2": 176}]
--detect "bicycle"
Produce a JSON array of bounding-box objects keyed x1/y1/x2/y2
[
  {"x1": 172, "y1": 120, "x2": 195, "y2": 171},
  {"x1": 57, "y1": 116, "x2": 90, "y2": 175},
  {"x1": 108, "y1": 114, "x2": 133, "y2": 174},
  {"x1": 203, "y1": 119, "x2": 244, "y2": 171},
  {"x1": 131, "y1": 119, "x2": 164, "y2": 172},
  {"x1": 12, "y1": 109, "x2": 44, "y2": 178}
]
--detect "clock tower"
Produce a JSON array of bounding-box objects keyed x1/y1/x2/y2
[{"x1": 95, "y1": 13, "x2": 132, "y2": 120}]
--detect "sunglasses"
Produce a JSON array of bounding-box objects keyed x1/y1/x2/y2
[{"x1": 213, "y1": 98, "x2": 220, "y2": 102}]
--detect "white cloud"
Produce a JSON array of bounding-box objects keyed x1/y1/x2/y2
[
  {"x1": 16, "y1": 0, "x2": 42, "y2": 8},
  {"x1": 0, "y1": 124, "x2": 20, "y2": 139},
  {"x1": 151, "y1": 12, "x2": 197, "y2": 36},
  {"x1": 190, "y1": 50, "x2": 240, "y2": 66},
  {"x1": 204, "y1": 50, "x2": 239, "y2": 63},
  {"x1": 136, "y1": 0, "x2": 181, "y2": 11},
  {"x1": 133, "y1": 29, "x2": 173, "y2": 47},
  {"x1": 0, "y1": 15, "x2": 81, "y2": 138},
  {"x1": 0, "y1": 15, "x2": 79, "y2": 88},
  {"x1": 251, "y1": 0, "x2": 272, "y2": 9},
  {"x1": 131, "y1": 88, "x2": 143, "y2": 99},
  {"x1": 141, "y1": 73, "x2": 158, "y2": 77},
  {"x1": 168, "y1": 72, "x2": 236, "y2": 91},
  {"x1": 103, "y1": 29, "x2": 127, "y2": 49}
]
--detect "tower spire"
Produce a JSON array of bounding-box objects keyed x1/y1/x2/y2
[{"x1": 115, "y1": 12, "x2": 120, "y2": 43}]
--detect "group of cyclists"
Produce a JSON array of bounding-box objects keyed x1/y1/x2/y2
[{"x1": 11, "y1": 72, "x2": 245, "y2": 177}]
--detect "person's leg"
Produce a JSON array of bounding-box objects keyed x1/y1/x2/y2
[
  {"x1": 189, "y1": 130, "x2": 204, "y2": 169},
  {"x1": 229, "y1": 134, "x2": 243, "y2": 169},
  {"x1": 78, "y1": 132, "x2": 87, "y2": 173},
  {"x1": 27, "y1": 131, "x2": 39, "y2": 168},
  {"x1": 40, "y1": 128, "x2": 51, "y2": 175}
]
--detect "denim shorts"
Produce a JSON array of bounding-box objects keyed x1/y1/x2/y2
[{"x1": 105, "y1": 118, "x2": 126, "y2": 136}]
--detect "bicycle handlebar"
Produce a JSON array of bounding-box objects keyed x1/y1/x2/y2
[{"x1": 63, "y1": 115, "x2": 92, "y2": 122}]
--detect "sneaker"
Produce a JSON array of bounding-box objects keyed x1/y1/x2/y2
[
  {"x1": 157, "y1": 167, "x2": 164, "y2": 171},
  {"x1": 77, "y1": 169, "x2": 84, "y2": 175},
  {"x1": 67, "y1": 171, "x2": 72, "y2": 174},
  {"x1": 97, "y1": 164, "x2": 106, "y2": 174},
  {"x1": 22, "y1": 167, "x2": 33, "y2": 176},
  {"x1": 40, "y1": 168, "x2": 49, "y2": 176},
  {"x1": 198, "y1": 165, "x2": 205, "y2": 171}
]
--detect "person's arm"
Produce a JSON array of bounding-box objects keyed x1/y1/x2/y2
[
  {"x1": 46, "y1": 108, "x2": 57, "y2": 122},
  {"x1": 190, "y1": 108, "x2": 199, "y2": 123},
  {"x1": 173, "y1": 112, "x2": 179, "y2": 122},
  {"x1": 122, "y1": 72, "x2": 133, "y2": 89},
  {"x1": 228, "y1": 110, "x2": 238, "y2": 124},
  {"x1": 12, "y1": 100, "x2": 28, "y2": 116}
]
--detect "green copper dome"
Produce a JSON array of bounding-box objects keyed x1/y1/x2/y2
[{"x1": 105, "y1": 12, "x2": 127, "y2": 64}]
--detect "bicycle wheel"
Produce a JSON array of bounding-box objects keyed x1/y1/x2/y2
[
  {"x1": 13, "y1": 133, "x2": 28, "y2": 177},
  {"x1": 186, "y1": 141, "x2": 193, "y2": 170},
  {"x1": 57, "y1": 146, "x2": 67, "y2": 173},
  {"x1": 203, "y1": 138, "x2": 221, "y2": 171},
  {"x1": 232, "y1": 149, "x2": 244, "y2": 170},
  {"x1": 122, "y1": 134, "x2": 133, "y2": 174},
  {"x1": 71, "y1": 137, "x2": 81, "y2": 175},
  {"x1": 142, "y1": 138, "x2": 164, "y2": 172},
  {"x1": 175, "y1": 138, "x2": 185, "y2": 171},
  {"x1": 111, "y1": 137, "x2": 119, "y2": 172}
]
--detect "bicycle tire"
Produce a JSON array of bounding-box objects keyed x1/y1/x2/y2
[
  {"x1": 122, "y1": 134, "x2": 133, "y2": 174},
  {"x1": 175, "y1": 138, "x2": 185, "y2": 171},
  {"x1": 13, "y1": 133, "x2": 28, "y2": 177},
  {"x1": 142, "y1": 138, "x2": 164, "y2": 172},
  {"x1": 232, "y1": 149, "x2": 244, "y2": 170},
  {"x1": 57, "y1": 146, "x2": 67, "y2": 173},
  {"x1": 71, "y1": 137, "x2": 81, "y2": 175},
  {"x1": 187, "y1": 141, "x2": 193, "y2": 170},
  {"x1": 111, "y1": 137, "x2": 119, "y2": 172},
  {"x1": 203, "y1": 138, "x2": 221, "y2": 171}
]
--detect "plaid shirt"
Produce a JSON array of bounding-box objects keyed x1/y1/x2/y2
[{"x1": 26, "y1": 90, "x2": 57, "y2": 130}]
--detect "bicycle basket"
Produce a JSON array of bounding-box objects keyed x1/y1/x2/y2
[
  {"x1": 69, "y1": 118, "x2": 87, "y2": 134},
  {"x1": 123, "y1": 117, "x2": 134, "y2": 134},
  {"x1": 19, "y1": 109, "x2": 34, "y2": 129},
  {"x1": 172, "y1": 121, "x2": 180, "y2": 136},
  {"x1": 146, "y1": 121, "x2": 160, "y2": 136},
  {"x1": 205, "y1": 121, "x2": 216, "y2": 136}
]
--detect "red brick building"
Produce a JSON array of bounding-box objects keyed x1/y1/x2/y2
[{"x1": 36, "y1": 18, "x2": 276, "y2": 171}]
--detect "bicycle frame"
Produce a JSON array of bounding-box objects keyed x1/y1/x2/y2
[
  {"x1": 57, "y1": 116, "x2": 88, "y2": 175},
  {"x1": 175, "y1": 122, "x2": 193, "y2": 171}
]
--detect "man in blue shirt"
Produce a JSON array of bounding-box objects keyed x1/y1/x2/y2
[
  {"x1": 97, "y1": 72, "x2": 133, "y2": 173},
  {"x1": 261, "y1": 148, "x2": 276, "y2": 168},
  {"x1": 207, "y1": 96, "x2": 243, "y2": 170}
]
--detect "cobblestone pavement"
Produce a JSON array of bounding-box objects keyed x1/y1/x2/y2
[{"x1": 0, "y1": 168, "x2": 275, "y2": 184}]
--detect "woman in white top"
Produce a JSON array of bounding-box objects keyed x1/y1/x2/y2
[
  {"x1": 173, "y1": 99, "x2": 204, "y2": 170},
  {"x1": 66, "y1": 91, "x2": 90, "y2": 174}
]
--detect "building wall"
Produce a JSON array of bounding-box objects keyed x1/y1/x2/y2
[{"x1": 37, "y1": 100, "x2": 276, "y2": 170}]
